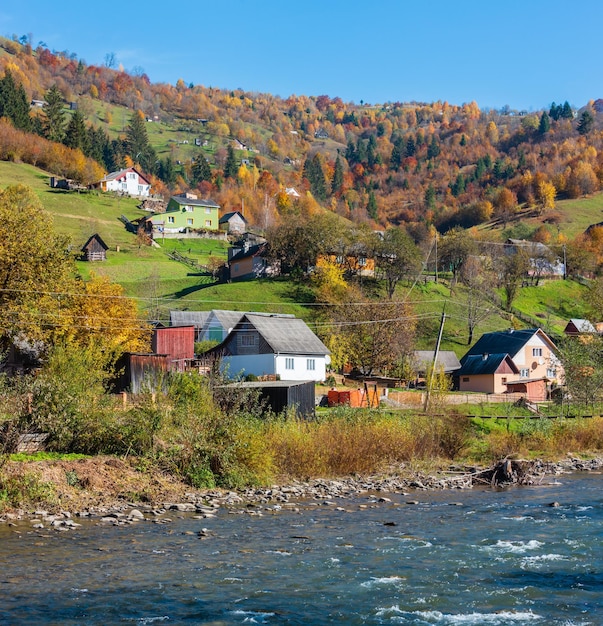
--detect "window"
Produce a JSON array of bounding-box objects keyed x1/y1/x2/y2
[
  {"x1": 185, "y1": 206, "x2": 194, "y2": 212},
  {"x1": 358, "y1": 257, "x2": 367, "y2": 267},
  {"x1": 520, "y1": 368, "x2": 530, "y2": 378},
  {"x1": 128, "y1": 172, "x2": 136, "y2": 180},
  {"x1": 462, "y1": 377, "x2": 469, "y2": 382},
  {"x1": 501, "y1": 377, "x2": 507, "y2": 384},
  {"x1": 168, "y1": 216, "x2": 175, "y2": 224},
  {"x1": 285, "y1": 358, "x2": 294, "y2": 370},
  {"x1": 546, "y1": 368, "x2": 556, "y2": 378},
  {"x1": 205, "y1": 207, "x2": 212, "y2": 214},
  {"x1": 307, "y1": 359, "x2": 316, "y2": 371},
  {"x1": 241, "y1": 334, "x2": 255, "y2": 347},
  {"x1": 532, "y1": 348, "x2": 543, "y2": 357},
  {"x1": 205, "y1": 220, "x2": 212, "y2": 227},
  {"x1": 138, "y1": 185, "x2": 143, "y2": 193},
  {"x1": 187, "y1": 218, "x2": 193, "y2": 226}
]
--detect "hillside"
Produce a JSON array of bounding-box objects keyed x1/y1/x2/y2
[{"x1": 1, "y1": 34, "x2": 603, "y2": 243}]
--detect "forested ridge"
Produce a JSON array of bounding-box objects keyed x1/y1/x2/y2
[{"x1": 1, "y1": 35, "x2": 602, "y2": 241}]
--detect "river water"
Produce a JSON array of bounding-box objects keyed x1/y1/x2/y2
[{"x1": 0, "y1": 472, "x2": 601, "y2": 625}]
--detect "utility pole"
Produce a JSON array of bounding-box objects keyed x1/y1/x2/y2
[
  {"x1": 434, "y1": 234, "x2": 438, "y2": 284},
  {"x1": 424, "y1": 305, "x2": 446, "y2": 413}
]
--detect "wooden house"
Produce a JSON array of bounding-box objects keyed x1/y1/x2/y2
[
  {"x1": 563, "y1": 318, "x2": 597, "y2": 336},
  {"x1": 81, "y1": 233, "x2": 109, "y2": 261},
  {"x1": 204, "y1": 313, "x2": 331, "y2": 382},
  {"x1": 219, "y1": 211, "x2": 247, "y2": 235}
]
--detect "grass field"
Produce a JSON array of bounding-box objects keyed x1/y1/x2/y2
[{"x1": 0, "y1": 160, "x2": 596, "y2": 341}]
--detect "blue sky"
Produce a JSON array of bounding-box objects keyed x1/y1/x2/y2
[{"x1": 1, "y1": 0, "x2": 601, "y2": 111}]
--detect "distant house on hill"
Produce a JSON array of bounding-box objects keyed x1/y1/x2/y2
[
  {"x1": 91, "y1": 167, "x2": 151, "y2": 197},
  {"x1": 81, "y1": 233, "x2": 109, "y2": 261},
  {"x1": 563, "y1": 318, "x2": 597, "y2": 336},
  {"x1": 219, "y1": 211, "x2": 247, "y2": 235},
  {"x1": 145, "y1": 193, "x2": 220, "y2": 235}
]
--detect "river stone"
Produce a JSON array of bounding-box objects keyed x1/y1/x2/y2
[
  {"x1": 168, "y1": 503, "x2": 197, "y2": 512},
  {"x1": 128, "y1": 509, "x2": 145, "y2": 520}
]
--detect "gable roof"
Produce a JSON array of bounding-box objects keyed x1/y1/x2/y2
[
  {"x1": 203, "y1": 310, "x2": 247, "y2": 334},
  {"x1": 170, "y1": 310, "x2": 211, "y2": 328},
  {"x1": 462, "y1": 328, "x2": 557, "y2": 362},
  {"x1": 169, "y1": 194, "x2": 219, "y2": 209},
  {"x1": 101, "y1": 167, "x2": 151, "y2": 185},
  {"x1": 413, "y1": 350, "x2": 461, "y2": 374},
  {"x1": 457, "y1": 353, "x2": 519, "y2": 376},
  {"x1": 81, "y1": 233, "x2": 108, "y2": 252},
  {"x1": 219, "y1": 211, "x2": 247, "y2": 224},
  {"x1": 564, "y1": 318, "x2": 596, "y2": 334},
  {"x1": 228, "y1": 242, "x2": 267, "y2": 263}
]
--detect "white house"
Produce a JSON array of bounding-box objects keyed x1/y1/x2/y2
[
  {"x1": 92, "y1": 167, "x2": 151, "y2": 197},
  {"x1": 205, "y1": 313, "x2": 331, "y2": 382}
]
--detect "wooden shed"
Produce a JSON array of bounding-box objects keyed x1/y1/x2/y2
[
  {"x1": 151, "y1": 325, "x2": 195, "y2": 372},
  {"x1": 81, "y1": 233, "x2": 109, "y2": 261},
  {"x1": 221, "y1": 380, "x2": 316, "y2": 418},
  {"x1": 113, "y1": 353, "x2": 169, "y2": 394}
]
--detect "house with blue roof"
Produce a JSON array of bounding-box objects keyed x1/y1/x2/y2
[{"x1": 457, "y1": 328, "x2": 563, "y2": 399}]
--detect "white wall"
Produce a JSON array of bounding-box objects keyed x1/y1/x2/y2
[{"x1": 221, "y1": 354, "x2": 327, "y2": 382}]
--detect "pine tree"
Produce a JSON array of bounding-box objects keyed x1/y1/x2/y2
[
  {"x1": 192, "y1": 154, "x2": 212, "y2": 184},
  {"x1": 309, "y1": 153, "x2": 327, "y2": 200},
  {"x1": 538, "y1": 111, "x2": 551, "y2": 135},
  {"x1": 64, "y1": 110, "x2": 89, "y2": 152},
  {"x1": 125, "y1": 110, "x2": 150, "y2": 160},
  {"x1": 42, "y1": 85, "x2": 66, "y2": 142},
  {"x1": 562, "y1": 101, "x2": 573, "y2": 119},
  {"x1": 331, "y1": 155, "x2": 344, "y2": 195},
  {"x1": 577, "y1": 110, "x2": 594, "y2": 136},
  {"x1": 427, "y1": 135, "x2": 440, "y2": 159},
  {"x1": 366, "y1": 190, "x2": 378, "y2": 219},
  {"x1": 158, "y1": 157, "x2": 177, "y2": 186},
  {"x1": 424, "y1": 184, "x2": 436, "y2": 210},
  {"x1": 224, "y1": 144, "x2": 238, "y2": 179},
  {"x1": 0, "y1": 71, "x2": 31, "y2": 131}
]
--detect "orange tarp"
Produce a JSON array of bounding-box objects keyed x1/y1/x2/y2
[{"x1": 327, "y1": 388, "x2": 379, "y2": 408}]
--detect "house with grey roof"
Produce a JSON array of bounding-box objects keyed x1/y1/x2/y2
[
  {"x1": 200, "y1": 310, "x2": 248, "y2": 343},
  {"x1": 563, "y1": 318, "x2": 597, "y2": 336},
  {"x1": 170, "y1": 311, "x2": 211, "y2": 341},
  {"x1": 219, "y1": 211, "x2": 247, "y2": 235},
  {"x1": 204, "y1": 313, "x2": 330, "y2": 382},
  {"x1": 413, "y1": 350, "x2": 461, "y2": 376}
]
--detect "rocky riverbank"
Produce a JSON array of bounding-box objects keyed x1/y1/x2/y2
[{"x1": 1, "y1": 456, "x2": 602, "y2": 531}]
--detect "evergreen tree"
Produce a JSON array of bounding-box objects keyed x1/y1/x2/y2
[
  {"x1": 64, "y1": 110, "x2": 89, "y2": 152},
  {"x1": 562, "y1": 101, "x2": 573, "y2": 119},
  {"x1": 538, "y1": 111, "x2": 551, "y2": 135},
  {"x1": 389, "y1": 137, "x2": 404, "y2": 170},
  {"x1": 367, "y1": 135, "x2": 377, "y2": 168},
  {"x1": 345, "y1": 139, "x2": 357, "y2": 164},
  {"x1": 124, "y1": 111, "x2": 157, "y2": 174},
  {"x1": 158, "y1": 157, "x2": 177, "y2": 186},
  {"x1": 427, "y1": 135, "x2": 440, "y2": 159},
  {"x1": 191, "y1": 154, "x2": 212, "y2": 184},
  {"x1": 367, "y1": 190, "x2": 378, "y2": 219},
  {"x1": 404, "y1": 136, "x2": 416, "y2": 157},
  {"x1": 308, "y1": 153, "x2": 327, "y2": 200},
  {"x1": 577, "y1": 110, "x2": 595, "y2": 135},
  {"x1": 42, "y1": 85, "x2": 66, "y2": 142},
  {"x1": 0, "y1": 71, "x2": 31, "y2": 131},
  {"x1": 356, "y1": 138, "x2": 367, "y2": 164},
  {"x1": 460, "y1": 134, "x2": 467, "y2": 146},
  {"x1": 549, "y1": 102, "x2": 561, "y2": 121},
  {"x1": 224, "y1": 144, "x2": 239, "y2": 179},
  {"x1": 450, "y1": 173, "x2": 466, "y2": 197},
  {"x1": 424, "y1": 184, "x2": 436, "y2": 210},
  {"x1": 331, "y1": 155, "x2": 344, "y2": 195}
]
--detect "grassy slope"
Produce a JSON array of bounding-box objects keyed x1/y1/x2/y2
[{"x1": 0, "y1": 160, "x2": 595, "y2": 343}]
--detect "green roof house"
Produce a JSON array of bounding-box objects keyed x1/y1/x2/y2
[{"x1": 150, "y1": 192, "x2": 220, "y2": 234}]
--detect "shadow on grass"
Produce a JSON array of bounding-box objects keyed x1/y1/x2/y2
[{"x1": 170, "y1": 277, "x2": 217, "y2": 298}]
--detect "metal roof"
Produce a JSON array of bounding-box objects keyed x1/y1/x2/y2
[
  {"x1": 462, "y1": 328, "x2": 555, "y2": 361},
  {"x1": 413, "y1": 350, "x2": 461, "y2": 373},
  {"x1": 236, "y1": 313, "x2": 330, "y2": 355},
  {"x1": 170, "y1": 310, "x2": 211, "y2": 328},
  {"x1": 457, "y1": 353, "x2": 519, "y2": 376}
]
